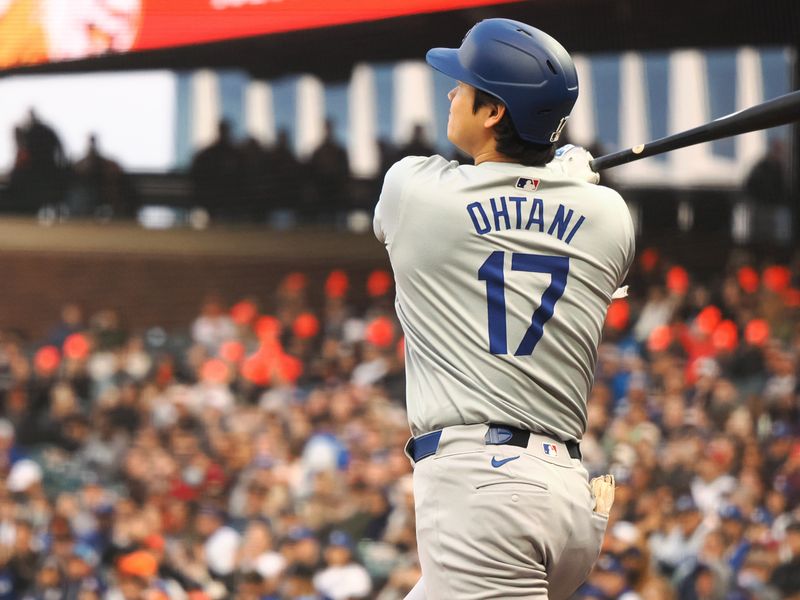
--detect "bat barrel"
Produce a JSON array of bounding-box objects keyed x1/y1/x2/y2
[{"x1": 590, "y1": 89, "x2": 800, "y2": 171}]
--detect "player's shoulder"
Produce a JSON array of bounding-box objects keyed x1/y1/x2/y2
[
  {"x1": 584, "y1": 183, "x2": 635, "y2": 238},
  {"x1": 589, "y1": 182, "x2": 627, "y2": 206},
  {"x1": 561, "y1": 177, "x2": 628, "y2": 211},
  {"x1": 386, "y1": 154, "x2": 457, "y2": 180}
]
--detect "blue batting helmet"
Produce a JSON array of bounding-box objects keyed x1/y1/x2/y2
[{"x1": 426, "y1": 19, "x2": 578, "y2": 145}]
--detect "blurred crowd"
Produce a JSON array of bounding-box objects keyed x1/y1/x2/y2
[
  {"x1": 6, "y1": 110, "x2": 138, "y2": 220},
  {"x1": 0, "y1": 246, "x2": 797, "y2": 599},
  {"x1": 576, "y1": 248, "x2": 800, "y2": 600},
  {"x1": 187, "y1": 119, "x2": 445, "y2": 225},
  {"x1": 3, "y1": 111, "x2": 444, "y2": 225},
  {"x1": 6, "y1": 111, "x2": 790, "y2": 236}
]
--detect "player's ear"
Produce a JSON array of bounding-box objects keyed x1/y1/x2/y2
[{"x1": 483, "y1": 102, "x2": 506, "y2": 130}]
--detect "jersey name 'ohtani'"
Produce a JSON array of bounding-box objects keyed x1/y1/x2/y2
[{"x1": 467, "y1": 195, "x2": 586, "y2": 243}]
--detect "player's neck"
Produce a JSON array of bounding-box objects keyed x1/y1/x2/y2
[{"x1": 472, "y1": 149, "x2": 516, "y2": 166}]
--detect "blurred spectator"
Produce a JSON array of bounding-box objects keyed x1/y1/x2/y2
[
  {"x1": 196, "y1": 505, "x2": 241, "y2": 586},
  {"x1": 239, "y1": 136, "x2": 270, "y2": 221},
  {"x1": 264, "y1": 129, "x2": 302, "y2": 223},
  {"x1": 377, "y1": 137, "x2": 400, "y2": 180},
  {"x1": 191, "y1": 296, "x2": 236, "y2": 354},
  {"x1": 651, "y1": 495, "x2": 713, "y2": 576},
  {"x1": 190, "y1": 119, "x2": 245, "y2": 219},
  {"x1": 770, "y1": 521, "x2": 800, "y2": 597},
  {"x1": 398, "y1": 124, "x2": 435, "y2": 158},
  {"x1": 744, "y1": 139, "x2": 792, "y2": 242},
  {"x1": 71, "y1": 134, "x2": 137, "y2": 218},
  {"x1": 7, "y1": 109, "x2": 70, "y2": 213},
  {"x1": 307, "y1": 119, "x2": 350, "y2": 221},
  {"x1": 312, "y1": 530, "x2": 371, "y2": 599},
  {"x1": 745, "y1": 139, "x2": 789, "y2": 208},
  {"x1": 46, "y1": 304, "x2": 85, "y2": 348}
]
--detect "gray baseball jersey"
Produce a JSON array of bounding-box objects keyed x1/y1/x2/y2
[{"x1": 374, "y1": 155, "x2": 635, "y2": 442}]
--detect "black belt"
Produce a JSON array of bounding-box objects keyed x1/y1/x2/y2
[{"x1": 406, "y1": 424, "x2": 581, "y2": 462}]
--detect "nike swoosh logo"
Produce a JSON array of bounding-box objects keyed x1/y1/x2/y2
[{"x1": 491, "y1": 455, "x2": 520, "y2": 468}]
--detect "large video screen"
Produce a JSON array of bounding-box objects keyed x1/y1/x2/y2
[{"x1": 0, "y1": 0, "x2": 512, "y2": 70}]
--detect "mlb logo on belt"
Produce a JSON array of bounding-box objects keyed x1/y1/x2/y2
[
  {"x1": 515, "y1": 177, "x2": 540, "y2": 191},
  {"x1": 543, "y1": 443, "x2": 558, "y2": 456}
]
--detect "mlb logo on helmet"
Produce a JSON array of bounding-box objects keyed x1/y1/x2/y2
[
  {"x1": 543, "y1": 443, "x2": 558, "y2": 456},
  {"x1": 515, "y1": 177, "x2": 540, "y2": 192}
]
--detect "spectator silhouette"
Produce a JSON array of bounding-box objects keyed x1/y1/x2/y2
[
  {"x1": 264, "y1": 130, "x2": 302, "y2": 217},
  {"x1": 8, "y1": 109, "x2": 70, "y2": 213},
  {"x1": 47, "y1": 303, "x2": 84, "y2": 348},
  {"x1": 377, "y1": 137, "x2": 400, "y2": 180},
  {"x1": 744, "y1": 139, "x2": 791, "y2": 241},
  {"x1": 72, "y1": 134, "x2": 137, "y2": 218},
  {"x1": 190, "y1": 119, "x2": 245, "y2": 220},
  {"x1": 745, "y1": 139, "x2": 789, "y2": 207},
  {"x1": 23, "y1": 109, "x2": 66, "y2": 171},
  {"x1": 239, "y1": 136, "x2": 270, "y2": 220},
  {"x1": 399, "y1": 123, "x2": 435, "y2": 158},
  {"x1": 307, "y1": 119, "x2": 350, "y2": 221}
]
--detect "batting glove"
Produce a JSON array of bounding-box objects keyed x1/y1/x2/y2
[
  {"x1": 551, "y1": 144, "x2": 600, "y2": 184},
  {"x1": 590, "y1": 474, "x2": 615, "y2": 516}
]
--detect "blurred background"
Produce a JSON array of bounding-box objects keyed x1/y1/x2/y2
[{"x1": 0, "y1": 0, "x2": 799, "y2": 598}]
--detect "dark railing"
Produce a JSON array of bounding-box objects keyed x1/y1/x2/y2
[{"x1": 0, "y1": 172, "x2": 795, "y2": 247}]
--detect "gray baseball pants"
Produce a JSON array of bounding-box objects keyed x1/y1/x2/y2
[{"x1": 404, "y1": 424, "x2": 608, "y2": 599}]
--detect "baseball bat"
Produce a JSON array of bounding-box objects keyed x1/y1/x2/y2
[{"x1": 589, "y1": 89, "x2": 800, "y2": 172}]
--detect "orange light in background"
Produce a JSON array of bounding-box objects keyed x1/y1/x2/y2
[
  {"x1": 736, "y1": 267, "x2": 759, "y2": 294},
  {"x1": 695, "y1": 306, "x2": 722, "y2": 335},
  {"x1": 647, "y1": 325, "x2": 672, "y2": 353},
  {"x1": 763, "y1": 265, "x2": 790, "y2": 293},
  {"x1": 783, "y1": 288, "x2": 800, "y2": 308},
  {"x1": 255, "y1": 316, "x2": 282, "y2": 340},
  {"x1": 325, "y1": 270, "x2": 349, "y2": 299},
  {"x1": 230, "y1": 300, "x2": 258, "y2": 326},
  {"x1": 366, "y1": 270, "x2": 393, "y2": 297},
  {"x1": 605, "y1": 299, "x2": 630, "y2": 330},
  {"x1": 711, "y1": 320, "x2": 738, "y2": 352},
  {"x1": 201, "y1": 358, "x2": 229, "y2": 384},
  {"x1": 365, "y1": 317, "x2": 395, "y2": 347},
  {"x1": 666, "y1": 266, "x2": 689, "y2": 295},
  {"x1": 219, "y1": 340, "x2": 245, "y2": 363},
  {"x1": 34, "y1": 345, "x2": 61, "y2": 374},
  {"x1": 282, "y1": 272, "x2": 308, "y2": 293},
  {"x1": 744, "y1": 319, "x2": 770, "y2": 346},
  {"x1": 640, "y1": 248, "x2": 659, "y2": 272},
  {"x1": 293, "y1": 313, "x2": 320, "y2": 339},
  {"x1": 241, "y1": 354, "x2": 270, "y2": 386},
  {"x1": 277, "y1": 354, "x2": 303, "y2": 384},
  {"x1": 63, "y1": 333, "x2": 90, "y2": 360}
]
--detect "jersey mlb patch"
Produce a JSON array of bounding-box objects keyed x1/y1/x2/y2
[
  {"x1": 515, "y1": 177, "x2": 540, "y2": 192},
  {"x1": 543, "y1": 443, "x2": 558, "y2": 456}
]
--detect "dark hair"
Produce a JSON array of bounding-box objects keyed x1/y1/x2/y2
[{"x1": 473, "y1": 89, "x2": 556, "y2": 166}]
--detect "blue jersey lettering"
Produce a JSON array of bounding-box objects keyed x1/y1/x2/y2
[{"x1": 467, "y1": 202, "x2": 492, "y2": 235}]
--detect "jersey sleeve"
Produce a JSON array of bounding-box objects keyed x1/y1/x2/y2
[
  {"x1": 374, "y1": 159, "x2": 411, "y2": 244},
  {"x1": 618, "y1": 194, "x2": 637, "y2": 287},
  {"x1": 374, "y1": 156, "x2": 454, "y2": 244}
]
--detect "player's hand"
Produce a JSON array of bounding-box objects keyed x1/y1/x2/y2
[
  {"x1": 590, "y1": 474, "x2": 615, "y2": 516},
  {"x1": 551, "y1": 144, "x2": 600, "y2": 184}
]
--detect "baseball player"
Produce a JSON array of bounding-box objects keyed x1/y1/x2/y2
[{"x1": 373, "y1": 19, "x2": 634, "y2": 599}]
